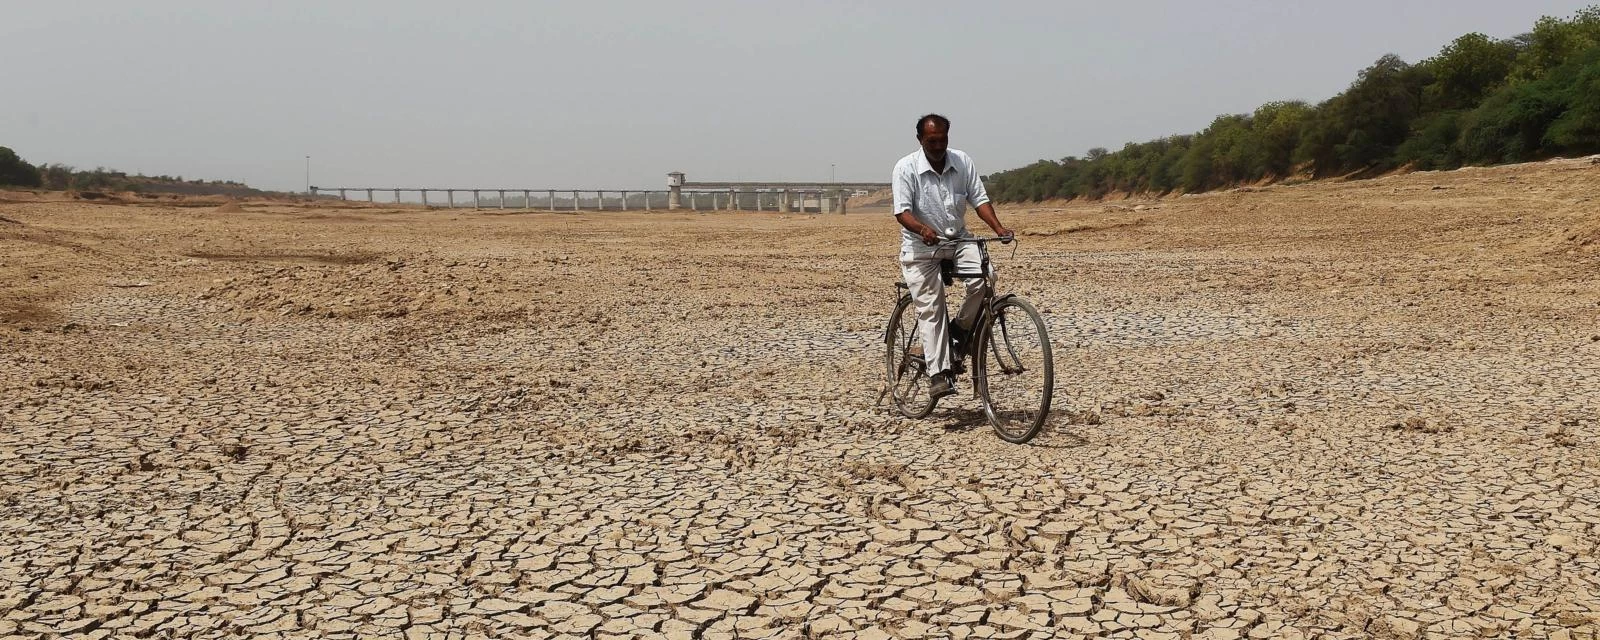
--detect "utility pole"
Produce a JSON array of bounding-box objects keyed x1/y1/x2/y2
[
  {"x1": 830, "y1": 163, "x2": 836, "y2": 183},
  {"x1": 304, "y1": 155, "x2": 311, "y2": 195}
]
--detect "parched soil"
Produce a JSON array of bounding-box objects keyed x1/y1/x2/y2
[{"x1": 2, "y1": 158, "x2": 1599, "y2": 639}]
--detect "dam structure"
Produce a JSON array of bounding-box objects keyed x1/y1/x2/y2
[{"x1": 308, "y1": 173, "x2": 890, "y2": 213}]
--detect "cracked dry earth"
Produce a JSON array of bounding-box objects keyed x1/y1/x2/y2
[{"x1": 2, "y1": 158, "x2": 1599, "y2": 640}]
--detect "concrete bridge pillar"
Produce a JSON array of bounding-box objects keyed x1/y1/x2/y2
[
  {"x1": 621, "y1": 191, "x2": 629, "y2": 211},
  {"x1": 573, "y1": 191, "x2": 581, "y2": 211},
  {"x1": 836, "y1": 189, "x2": 848, "y2": 215},
  {"x1": 394, "y1": 189, "x2": 401, "y2": 204},
  {"x1": 338, "y1": 189, "x2": 347, "y2": 201},
  {"x1": 366, "y1": 189, "x2": 374, "y2": 203},
  {"x1": 522, "y1": 190, "x2": 531, "y2": 209},
  {"x1": 498, "y1": 190, "x2": 506, "y2": 209},
  {"x1": 548, "y1": 190, "x2": 556, "y2": 211},
  {"x1": 778, "y1": 190, "x2": 790, "y2": 213},
  {"x1": 446, "y1": 190, "x2": 455, "y2": 208},
  {"x1": 472, "y1": 190, "x2": 481, "y2": 210}
]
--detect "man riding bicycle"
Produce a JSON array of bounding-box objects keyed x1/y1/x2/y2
[{"x1": 893, "y1": 114, "x2": 1014, "y2": 401}]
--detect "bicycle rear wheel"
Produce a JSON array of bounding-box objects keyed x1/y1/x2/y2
[
  {"x1": 975, "y1": 296, "x2": 1053, "y2": 443},
  {"x1": 885, "y1": 294, "x2": 936, "y2": 418}
]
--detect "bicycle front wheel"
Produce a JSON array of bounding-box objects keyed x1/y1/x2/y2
[
  {"x1": 885, "y1": 294, "x2": 936, "y2": 418},
  {"x1": 975, "y1": 296, "x2": 1054, "y2": 443}
]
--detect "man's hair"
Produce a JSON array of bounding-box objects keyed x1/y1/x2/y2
[{"x1": 916, "y1": 113, "x2": 951, "y2": 139}]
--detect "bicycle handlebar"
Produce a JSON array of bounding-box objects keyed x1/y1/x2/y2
[{"x1": 935, "y1": 235, "x2": 1015, "y2": 246}]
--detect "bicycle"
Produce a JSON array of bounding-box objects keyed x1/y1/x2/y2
[{"x1": 883, "y1": 236, "x2": 1055, "y2": 443}]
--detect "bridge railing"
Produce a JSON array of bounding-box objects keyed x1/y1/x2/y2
[{"x1": 308, "y1": 187, "x2": 864, "y2": 213}]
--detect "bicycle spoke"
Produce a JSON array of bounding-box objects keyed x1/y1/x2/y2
[
  {"x1": 885, "y1": 295, "x2": 936, "y2": 418},
  {"x1": 976, "y1": 298, "x2": 1054, "y2": 444},
  {"x1": 893, "y1": 353, "x2": 924, "y2": 398}
]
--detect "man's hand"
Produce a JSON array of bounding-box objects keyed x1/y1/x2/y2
[
  {"x1": 994, "y1": 226, "x2": 1014, "y2": 243},
  {"x1": 896, "y1": 211, "x2": 942, "y2": 246}
]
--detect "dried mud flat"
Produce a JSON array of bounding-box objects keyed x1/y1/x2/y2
[{"x1": 2, "y1": 158, "x2": 1599, "y2": 640}]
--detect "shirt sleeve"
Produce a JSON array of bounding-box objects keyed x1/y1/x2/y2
[
  {"x1": 892, "y1": 161, "x2": 914, "y2": 215},
  {"x1": 966, "y1": 156, "x2": 991, "y2": 208}
]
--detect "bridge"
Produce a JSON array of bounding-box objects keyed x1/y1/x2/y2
[
  {"x1": 307, "y1": 173, "x2": 892, "y2": 213},
  {"x1": 670, "y1": 173, "x2": 890, "y2": 214}
]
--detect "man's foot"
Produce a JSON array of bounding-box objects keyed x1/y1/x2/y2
[{"x1": 929, "y1": 371, "x2": 956, "y2": 400}]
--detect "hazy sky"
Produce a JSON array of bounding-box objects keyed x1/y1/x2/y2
[{"x1": 5, "y1": 1, "x2": 1594, "y2": 192}]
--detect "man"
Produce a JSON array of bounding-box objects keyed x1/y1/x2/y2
[{"x1": 893, "y1": 113, "x2": 1013, "y2": 401}]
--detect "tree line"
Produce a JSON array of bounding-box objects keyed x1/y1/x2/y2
[
  {"x1": 983, "y1": 6, "x2": 1600, "y2": 201},
  {"x1": 0, "y1": 147, "x2": 254, "y2": 193}
]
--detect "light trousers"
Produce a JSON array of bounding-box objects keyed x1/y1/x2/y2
[{"x1": 900, "y1": 242, "x2": 987, "y2": 376}]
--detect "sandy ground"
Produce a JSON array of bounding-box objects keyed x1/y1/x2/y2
[{"x1": 2, "y1": 157, "x2": 1599, "y2": 639}]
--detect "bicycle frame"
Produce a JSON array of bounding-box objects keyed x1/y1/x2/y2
[
  {"x1": 884, "y1": 235, "x2": 1052, "y2": 442},
  {"x1": 887, "y1": 236, "x2": 1012, "y2": 336},
  {"x1": 888, "y1": 236, "x2": 1019, "y2": 375}
]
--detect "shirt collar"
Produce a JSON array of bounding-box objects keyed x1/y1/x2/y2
[{"x1": 915, "y1": 151, "x2": 955, "y2": 176}]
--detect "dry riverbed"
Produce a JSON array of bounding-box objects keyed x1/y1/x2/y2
[{"x1": 2, "y1": 157, "x2": 1599, "y2": 639}]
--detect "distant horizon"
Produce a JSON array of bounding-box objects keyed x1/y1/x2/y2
[{"x1": 6, "y1": 1, "x2": 1595, "y2": 192}]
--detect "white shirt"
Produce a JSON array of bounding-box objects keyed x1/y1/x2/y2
[{"x1": 892, "y1": 148, "x2": 991, "y2": 253}]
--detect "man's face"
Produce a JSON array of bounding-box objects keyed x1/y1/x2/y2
[{"x1": 918, "y1": 122, "x2": 949, "y2": 163}]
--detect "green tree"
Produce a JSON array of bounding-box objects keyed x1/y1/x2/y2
[
  {"x1": 1178, "y1": 135, "x2": 1218, "y2": 192},
  {"x1": 1459, "y1": 77, "x2": 1567, "y2": 163},
  {"x1": 1205, "y1": 114, "x2": 1261, "y2": 187},
  {"x1": 1509, "y1": 6, "x2": 1600, "y2": 81},
  {"x1": 1544, "y1": 46, "x2": 1600, "y2": 152},
  {"x1": 1337, "y1": 54, "x2": 1430, "y2": 169},
  {"x1": 1422, "y1": 33, "x2": 1519, "y2": 111},
  {"x1": 0, "y1": 147, "x2": 42, "y2": 187},
  {"x1": 1394, "y1": 110, "x2": 1466, "y2": 169},
  {"x1": 982, "y1": 4, "x2": 1600, "y2": 202},
  {"x1": 1295, "y1": 55, "x2": 1429, "y2": 175},
  {"x1": 1253, "y1": 101, "x2": 1311, "y2": 177},
  {"x1": 1460, "y1": 44, "x2": 1600, "y2": 163},
  {"x1": 38, "y1": 164, "x2": 75, "y2": 190},
  {"x1": 1151, "y1": 136, "x2": 1192, "y2": 192}
]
